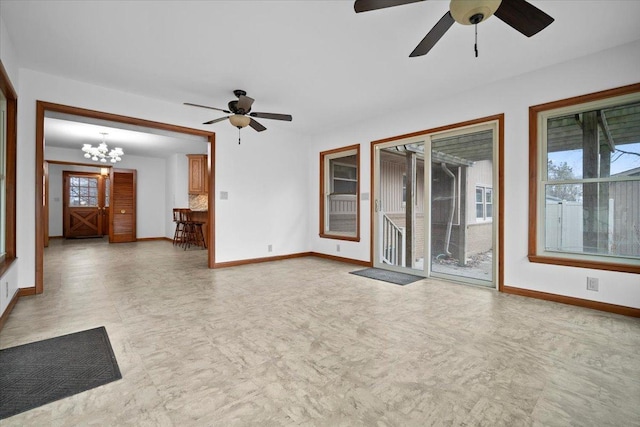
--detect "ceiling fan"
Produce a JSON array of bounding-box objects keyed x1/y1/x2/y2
[
  {"x1": 354, "y1": 0, "x2": 554, "y2": 57},
  {"x1": 184, "y1": 89, "x2": 292, "y2": 136}
]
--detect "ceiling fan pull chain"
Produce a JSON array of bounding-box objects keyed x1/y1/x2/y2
[
  {"x1": 238, "y1": 127, "x2": 241, "y2": 145},
  {"x1": 474, "y1": 23, "x2": 479, "y2": 58}
]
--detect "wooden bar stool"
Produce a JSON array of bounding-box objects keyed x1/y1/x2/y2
[
  {"x1": 180, "y1": 209, "x2": 206, "y2": 250},
  {"x1": 172, "y1": 208, "x2": 187, "y2": 246}
]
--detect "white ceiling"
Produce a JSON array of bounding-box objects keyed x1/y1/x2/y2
[
  {"x1": 3, "y1": 0, "x2": 640, "y2": 140},
  {"x1": 44, "y1": 115, "x2": 208, "y2": 158}
]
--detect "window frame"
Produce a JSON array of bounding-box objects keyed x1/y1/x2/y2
[
  {"x1": 475, "y1": 185, "x2": 493, "y2": 222},
  {"x1": 528, "y1": 83, "x2": 640, "y2": 274},
  {"x1": 319, "y1": 144, "x2": 360, "y2": 241},
  {"x1": 0, "y1": 60, "x2": 17, "y2": 277}
]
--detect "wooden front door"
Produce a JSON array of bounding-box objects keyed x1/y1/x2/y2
[
  {"x1": 63, "y1": 171, "x2": 108, "y2": 238},
  {"x1": 110, "y1": 169, "x2": 137, "y2": 243}
]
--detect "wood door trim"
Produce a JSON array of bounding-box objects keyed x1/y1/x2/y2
[
  {"x1": 36, "y1": 101, "x2": 216, "y2": 294},
  {"x1": 0, "y1": 60, "x2": 17, "y2": 277}
]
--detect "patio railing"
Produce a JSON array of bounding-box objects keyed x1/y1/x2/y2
[{"x1": 381, "y1": 213, "x2": 405, "y2": 266}]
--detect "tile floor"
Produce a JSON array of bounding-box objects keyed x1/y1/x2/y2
[{"x1": 1, "y1": 238, "x2": 639, "y2": 426}]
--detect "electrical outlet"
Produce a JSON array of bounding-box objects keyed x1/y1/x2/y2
[
  {"x1": 5, "y1": 282, "x2": 8, "y2": 299},
  {"x1": 268, "y1": 244, "x2": 272, "y2": 252},
  {"x1": 336, "y1": 244, "x2": 340, "y2": 252},
  {"x1": 586, "y1": 277, "x2": 599, "y2": 292}
]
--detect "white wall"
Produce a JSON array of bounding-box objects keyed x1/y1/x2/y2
[
  {"x1": 14, "y1": 68, "x2": 310, "y2": 291},
  {"x1": 308, "y1": 40, "x2": 640, "y2": 309},
  {"x1": 213, "y1": 125, "x2": 310, "y2": 262},
  {"x1": 165, "y1": 153, "x2": 190, "y2": 239}
]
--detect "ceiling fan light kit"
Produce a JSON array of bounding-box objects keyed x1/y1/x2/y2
[
  {"x1": 354, "y1": 0, "x2": 554, "y2": 58},
  {"x1": 450, "y1": 0, "x2": 501, "y2": 25},
  {"x1": 229, "y1": 114, "x2": 251, "y2": 128}
]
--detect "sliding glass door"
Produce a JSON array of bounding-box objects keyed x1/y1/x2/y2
[{"x1": 373, "y1": 121, "x2": 499, "y2": 287}]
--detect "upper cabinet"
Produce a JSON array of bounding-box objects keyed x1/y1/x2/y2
[{"x1": 187, "y1": 154, "x2": 208, "y2": 194}]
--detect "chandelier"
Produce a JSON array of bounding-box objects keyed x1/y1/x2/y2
[{"x1": 81, "y1": 132, "x2": 124, "y2": 163}]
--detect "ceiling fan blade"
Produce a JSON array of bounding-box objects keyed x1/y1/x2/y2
[
  {"x1": 236, "y1": 95, "x2": 255, "y2": 112},
  {"x1": 249, "y1": 112, "x2": 293, "y2": 121},
  {"x1": 409, "y1": 11, "x2": 455, "y2": 57},
  {"x1": 249, "y1": 118, "x2": 267, "y2": 132},
  {"x1": 203, "y1": 116, "x2": 229, "y2": 125},
  {"x1": 494, "y1": 0, "x2": 554, "y2": 37},
  {"x1": 184, "y1": 102, "x2": 230, "y2": 114},
  {"x1": 354, "y1": 0, "x2": 424, "y2": 13}
]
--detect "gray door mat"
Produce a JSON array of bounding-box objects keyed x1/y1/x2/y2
[
  {"x1": 0, "y1": 326, "x2": 122, "y2": 420},
  {"x1": 350, "y1": 268, "x2": 424, "y2": 285}
]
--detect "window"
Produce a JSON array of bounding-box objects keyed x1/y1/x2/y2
[
  {"x1": 529, "y1": 83, "x2": 640, "y2": 273},
  {"x1": 69, "y1": 176, "x2": 99, "y2": 207},
  {"x1": 475, "y1": 186, "x2": 492, "y2": 221},
  {"x1": 320, "y1": 144, "x2": 360, "y2": 241},
  {"x1": 0, "y1": 61, "x2": 16, "y2": 275}
]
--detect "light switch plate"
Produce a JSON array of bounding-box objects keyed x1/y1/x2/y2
[{"x1": 220, "y1": 191, "x2": 228, "y2": 200}]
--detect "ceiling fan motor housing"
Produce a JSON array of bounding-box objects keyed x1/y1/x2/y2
[
  {"x1": 228, "y1": 100, "x2": 252, "y2": 115},
  {"x1": 450, "y1": 0, "x2": 502, "y2": 25}
]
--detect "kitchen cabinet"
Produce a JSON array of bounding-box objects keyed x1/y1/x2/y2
[{"x1": 187, "y1": 154, "x2": 208, "y2": 194}]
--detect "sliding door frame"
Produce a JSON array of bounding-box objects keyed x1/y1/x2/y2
[{"x1": 370, "y1": 114, "x2": 505, "y2": 290}]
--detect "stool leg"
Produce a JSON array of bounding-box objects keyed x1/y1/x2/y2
[
  {"x1": 197, "y1": 224, "x2": 207, "y2": 249},
  {"x1": 173, "y1": 222, "x2": 182, "y2": 246},
  {"x1": 182, "y1": 223, "x2": 191, "y2": 250}
]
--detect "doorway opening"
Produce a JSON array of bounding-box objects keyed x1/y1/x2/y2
[
  {"x1": 371, "y1": 115, "x2": 504, "y2": 289},
  {"x1": 34, "y1": 101, "x2": 216, "y2": 295}
]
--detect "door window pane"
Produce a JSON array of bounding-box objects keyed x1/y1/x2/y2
[
  {"x1": 69, "y1": 176, "x2": 99, "y2": 207},
  {"x1": 104, "y1": 178, "x2": 110, "y2": 207}
]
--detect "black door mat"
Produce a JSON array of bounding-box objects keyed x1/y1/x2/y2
[
  {"x1": 0, "y1": 326, "x2": 122, "y2": 420},
  {"x1": 350, "y1": 268, "x2": 423, "y2": 286}
]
